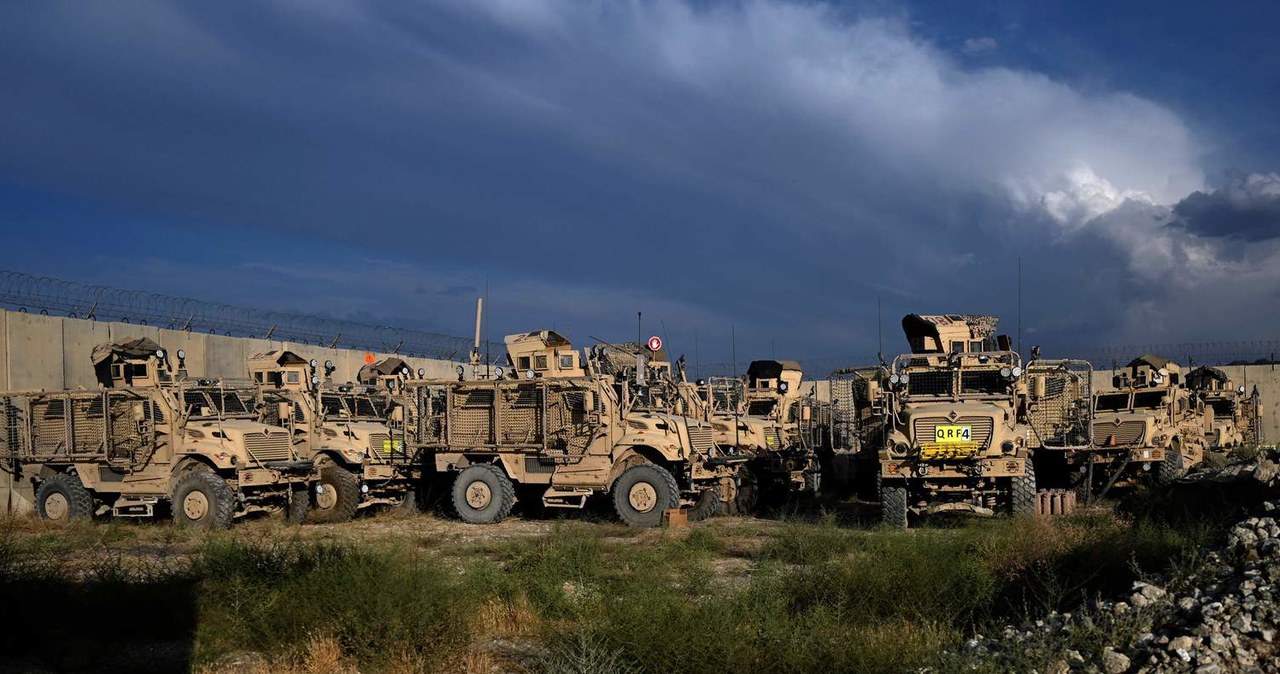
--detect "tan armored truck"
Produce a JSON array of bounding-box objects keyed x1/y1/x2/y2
[
  {"x1": 1084, "y1": 356, "x2": 1208, "y2": 494},
  {"x1": 825, "y1": 366, "x2": 888, "y2": 497},
  {"x1": 687, "y1": 361, "x2": 824, "y2": 514},
  {"x1": 402, "y1": 330, "x2": 731, "y2": 527},
  {"x1": 1186, "y1": 366, "x2": 1264, "y2": 450},
  {"x1": 1, "y1": 338, "x2": 313, "y2": 527},
  {"x1": 876, "y1": 315, "x2": 1036, "y2": 528},
  {"x1": 248, "y1": 351, "x2": 416, "y2": 522}
]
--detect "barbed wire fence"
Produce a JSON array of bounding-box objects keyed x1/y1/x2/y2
[{"x1": 0, "y1": 271, "x2": 503, "y2": 361}]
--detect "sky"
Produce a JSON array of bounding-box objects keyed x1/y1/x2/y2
[{"x1": 2, "y1": 0, "x2": 1279, "y2": 367}]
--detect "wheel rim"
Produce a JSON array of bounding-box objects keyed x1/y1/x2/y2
[
  {"x1": 465, "y1": 480, "x2": 492, "y2": 510},
  {"x1": 719, "y1": 476, "x2": 739, "y2": 503},
  {"x1": 628, "y1": 482, "x2": 658, "y2": 513},
  {"x1": 183, "y1": 491, "x2": 210, "y2": 521},
  {"x1": 44, "y1": 492, "x2": 69, "y2": 520},
  {"x1": 315, "y1": 483, "x2": 338, "y2": 510}
]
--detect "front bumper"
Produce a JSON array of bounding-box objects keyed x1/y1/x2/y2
[{"x1": 880, "y1": 456, "x2": 1027, "y2": 480}]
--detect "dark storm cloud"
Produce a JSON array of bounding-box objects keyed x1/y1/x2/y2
[
  {"x1": 1170, "y1": 172, "x2": 1280, "y2": 243},
  {"x1": 0, "y1": 0, "x2": 1271, "y2": 359}
]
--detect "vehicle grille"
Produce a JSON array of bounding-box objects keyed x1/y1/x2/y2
[
  {"x1": 1092, "y1": 421, "x2": 1145, "y2": 446},
  {"x1": 687, "y1": 425, "x2": 715, "y2": 455},
  {"x1": 912, "y1": 416, "x2": 995, "y2": 450},
  {"x1": 243, "y1": 432, "x2": 293, "y2": 462},
  {"x1": 764, "y1": 428, "x2": 783, "y2": 450},
  {"x1": 367, "y1": 432, "x2": 390, "y2": 461}
]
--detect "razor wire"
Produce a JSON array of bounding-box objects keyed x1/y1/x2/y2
[{"x1": 0, "y1": 271, "x2": 502, "y2": 361}]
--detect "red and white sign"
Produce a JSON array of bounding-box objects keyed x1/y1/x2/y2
[{"x1": 646, "y1": 336, "x2": 663, "y2": 352}]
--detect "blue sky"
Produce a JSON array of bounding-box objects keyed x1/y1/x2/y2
[{"x1": 2, "y1": 0, "x2": 1279, "y2": 365}]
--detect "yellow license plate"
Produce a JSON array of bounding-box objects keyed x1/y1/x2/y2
[{"x1": 934, "y1": 425, "x2": 972, "y2": 444}]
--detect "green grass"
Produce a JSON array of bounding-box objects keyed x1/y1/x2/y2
[{"x1": 0, "y1": 503, "x2": 1235, "y2": 674}]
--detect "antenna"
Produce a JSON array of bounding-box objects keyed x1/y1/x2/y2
[
  {"x1": 877, "y1": 294, "x2": 884, "y2": 365},
  {"x1": 470, "y1": 296, "x2": 483, "y2": 376},
  {"x1": 1017, "y1": 257, "x2": 1023, "y2": 358},
  {"x1": 484, "y1": 277, "x2": 491, "y2": 378},
  {"x1": 694, "y1": 328, "x2": 701, "y2": 381},
  {"x1": 731, "y1": 324, "x2": 740, "y2": 448}
]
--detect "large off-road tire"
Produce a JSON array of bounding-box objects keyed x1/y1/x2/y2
[
  {"x1": 310, "y1": 462, "x2": 361, "y2": 524},
  {"x1": 451, "y1": 464, "x2": 516, "y2": 524},
  {"x1": 391, "y1": 486, "x2": 419, "y2": 514},
  {"x1": 284, "y1": 485, "x2": 311, "y2": 525},
  {"x1": 687, "y1": 486, "x2": 720, "y2": 523},
  {"x1": 612, "y1": 463, "x2": 679, "y2": 527},
  {"x1": 1153, "y1": 442, "x2": 1185, "y2": 487},
  {"x1": 171, "y1": 472, "x2": 235, "y2": 529},
  {"x1": 716, "y1": 467, "x2": 759, "y2": 516},
  {"x1": 1010, "y1": 460, "x2": 1037, "y2": 516},
  {"x1": 804, "y1": 466, "x2": 821, "y2": 495},
  {"x1": 879, "y1": 477, "x2": 909, "y2": 530},
  {"x1": 35, "y1": 473, "x2": 94, "y2": 522}
]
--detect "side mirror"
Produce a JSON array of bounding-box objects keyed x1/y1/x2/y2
[
  {"x1": 390, "y1": 406, "x2": 404, "y2": 422},
  {"x1": 583, "y1": 390, "x2": 596, "y2": 412},
  {"x1": 131, "y1": 402, "x2": 147, "y2": 421},
  {"x1": 801, "y1": 405, "x2": 812, "y2": 421},
  {"x1": 277, "y1": 402, "x2": 293, "y2": 420}
]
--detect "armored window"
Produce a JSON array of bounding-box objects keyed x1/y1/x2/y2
[
  {"x1": 907, "y1": 371, "x2": 953, "y2": 396},
  {"x1": 286, "y1": 371, "x2": 300, "y2": 384},
  {"x1": 126, "y1": 363, "x2": 148, "y2": 379},
  {"x1": 1133, "y1": 392, "x2": 1166, "y2": 410},
  {"x1": 960, "y1": 370, "x2": 1006, "y2": 395},
  {"x1": 254, "y1": 372, "x2": 265, "y2": 383},
  {"x1": 559, "y1": 355, "x2": 574, "y2": 369},
  {"x1": 111, "y1": 364, "x2": 124, "y2": 380},
  {"x1": 352, "y1": 396, "x2": 379, "y2": 418},
  {"x1": 321, "y1": 395, "x2": 345, "y2": 416},
  {"x1": 969, "y1": 341, "x2": 983, "y2": 353},
  {"x1": 518, "y1": 356, "x2": 531, "y2": 370},
  {"x1": 950, "y1": 341, "x2": 965, "y2": 354},
  {"x1": 1095, "y1": 393, "x2": 1130, "y2": 412},
  {"x1": 1208, "y1": 399, "x2": 1236, "y2": 417},
  {"x1": 219, "y1": 393, "x2": 249, "y2": 415},
  {"x1": 747, "y1": 399, "x2": 777, "y2": 416},
  {"x1": 534, "y1": 355, "x2": 548, "y2": 370},
  {"x1": 183, "y1": 391, "x2": 216, "y2": 416}
]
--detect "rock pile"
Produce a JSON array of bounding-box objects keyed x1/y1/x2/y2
[{"x1": 951, "y1": 453, "x2": 1280, "y2": 673}]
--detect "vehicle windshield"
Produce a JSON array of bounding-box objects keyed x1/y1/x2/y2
[
  {"x1": 960, "y1": 369, "x2": 1008, "y2": 395},
  {"x1": 1132, "y1": 391, "x2": 1168, "y2": 410},
  {"x1": 1208, "y1": 399, "x2": 1237, "y2": 417},
  {"x1": 321, "y1": 394, "x2": 381, "y2": 419},
  {"x1": 746, "y1": 399, "x2": 777, "y2": 416},
  {"x1": 183, "y1": 388, "x2": 253, "y2": 418},
  {"x1": 1095, "y1": 393, "x2": 1130, "y2": 412}
]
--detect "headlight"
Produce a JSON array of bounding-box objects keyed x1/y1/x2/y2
[
  {"x1": 900, "y1": 373, "x2": 909, "y2": 385},
  {"x1": 156, "y1": 349, "x2": 166, "y2": 360},
  {"x1": 1000, "y1": 367, "x2": 1012, "y2": 378},
  {"x1": 176, "y1": 349, "x2": 186, "y2": 359},
  {"x1": 1011, "y1": 366, "x2": 1022, "y2": 378},
  {"x1": 889, "y1": 374, "x2": 900, "y2": 385},
  {"x1": 1000, "y1": 440, "x2": 1015, "y2": 454},
  {"x1": 889, "y1": 442, "x2": 910, "y2": 458},
  {"x1": 309, "y1": 358, "x2": 318, "y2": 368}
]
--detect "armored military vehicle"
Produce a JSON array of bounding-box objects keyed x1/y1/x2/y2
[
  {"x1": 1, "y1": 338, "x2": 313, "y2": 527},
  {"x1": 403, "y1": 330, "x2": 732, "y2": 527},
  {"x1": 876, "y1": 315, "x2": 1037, "y2": 528},
  {"x1": 1083, "y1": 356, "x2": 1208, "y2": 495},
  {"x1": 1187, "y1": 366, "x2": 1263, "y2": 450},
  {"x1": 248, "y1": 350, "x2": 416, "y2": 522}
]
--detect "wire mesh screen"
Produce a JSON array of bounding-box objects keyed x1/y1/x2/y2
[
  {"x1": 906, "y1": 370, "x2": 953, "y2": 397},
  {"x1": 448, "y1": 387, "x2": 495, "y2": 447},
  {"x1": 498, "y1": 384, "x2": 543, "y2": 445},
  {"x1": 1025, "y1": 360, "x2": 1093, "y2": 449}
]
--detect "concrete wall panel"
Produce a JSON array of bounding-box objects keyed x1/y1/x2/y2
[
  {"x1": 62, "y1": 318, "x2": 113, "y2": 389},
  {"x1": 7, "y1": 312, "x2": 64, "y2": 390}
]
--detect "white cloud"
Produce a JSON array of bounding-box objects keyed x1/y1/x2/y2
[{"x1": 962, "y1": 36, "x2": 998, "y2": 54}]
